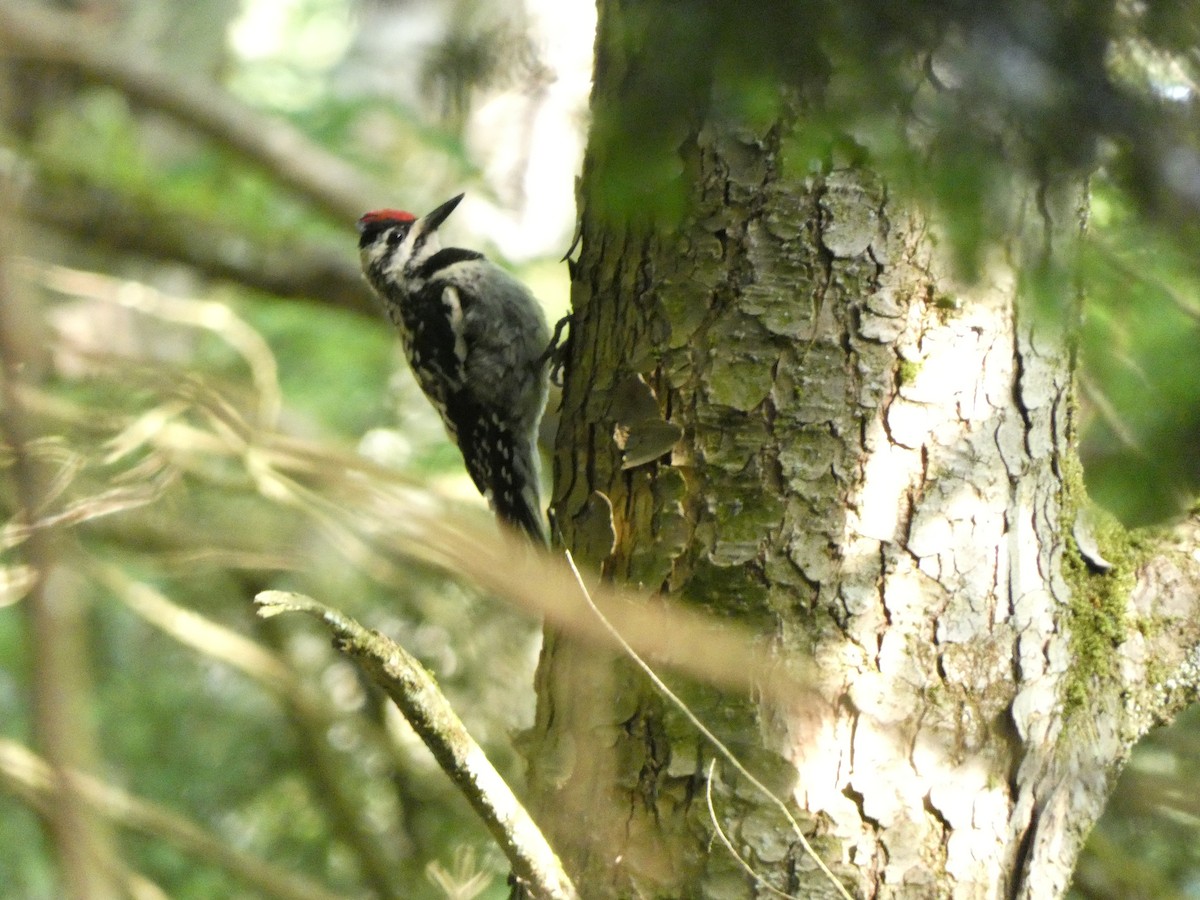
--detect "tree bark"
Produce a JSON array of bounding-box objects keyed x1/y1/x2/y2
[{"x1": 524, "y1": 3, "x2": 1200, "y2": 898}]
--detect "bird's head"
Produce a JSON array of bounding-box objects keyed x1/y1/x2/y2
[{"x1": 356, "y1": 193, "x2": 465, "y2": 288}]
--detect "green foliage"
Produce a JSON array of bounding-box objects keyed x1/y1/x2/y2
[
  {"x1": 238, "y1": 298, "x2": 394, "y2": 438},
  {"x1": 227, "y1": 0, "x2": 355, "y2": 113},
  {"x1": 0, "y1": 1, "x2": 570, "y2": 896},
  {"x1": 0, "y1": 278, "x2": 532, "y2": 897},
  {"x1": 1078, "y1": 180, "x2": 1200, "y2": 525},
  {"x1": 0, "y1": 799, "x2": 54, "y2": 899},
  {"x1": 32, "y1": 87, "x2": 333, "y2": 243},
  {"x1": 584, "y1": 0, "x2": 1132, "y2": 234},
  {"x1": 1075, "y1": 706, "x2": 1200, "y2": 900}
]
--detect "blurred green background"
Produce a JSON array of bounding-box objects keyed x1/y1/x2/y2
[{"x1": 1, "y1": 1, "x2": 1199, "y2": 897}]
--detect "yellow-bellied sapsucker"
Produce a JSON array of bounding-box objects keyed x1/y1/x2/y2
[{"x1": 357, "y1": 194, "x2": 550, "y2": 543}]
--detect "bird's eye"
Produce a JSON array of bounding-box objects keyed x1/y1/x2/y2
[{"x1": 386, "y1": 230, "x2": 402, "y2": 249}]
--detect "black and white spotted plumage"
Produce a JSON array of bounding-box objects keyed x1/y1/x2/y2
[{"x1": 357, "y1": 194, "x2": 550, "y2": 543}]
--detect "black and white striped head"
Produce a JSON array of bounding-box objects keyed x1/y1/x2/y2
[{"x1": 357, "y1": 193, "x2": 465, "y2": 294}]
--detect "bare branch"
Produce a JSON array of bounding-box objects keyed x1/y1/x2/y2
[
  {"x1": 14, "y1": 167, "x2": 375, "y2": 314},
  {"x1": 0, "y1": 1, "x2": 385, "y2": 223},
  {"x1": 1127, "y1": 514, "x2": 1200, "y2": 727},
  {"x1": 255, "y1": 591, "x2": 580, "y2": 900}
]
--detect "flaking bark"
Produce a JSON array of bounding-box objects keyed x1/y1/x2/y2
[{"x1": 526, "y1": 27, "x2": 1200, "y2": 900}]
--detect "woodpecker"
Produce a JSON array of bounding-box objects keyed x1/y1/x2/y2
[{"x1": 356, "y1": 193, "x2": 551, "y2": 543}]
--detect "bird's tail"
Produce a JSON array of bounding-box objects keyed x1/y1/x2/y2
[
  {"x1": 461, "y1": 413, "x2": 547, "y2": 544},
  {"x1": 494, "y1": 483, "x2": 547, "y2": 544},
  {"x1": 493, "y1": 431, "x2": 546, "y2": 544}
]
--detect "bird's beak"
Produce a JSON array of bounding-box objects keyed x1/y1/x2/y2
[{"x1": 420, "y1": 193, "x2": 465, "y2": 234}]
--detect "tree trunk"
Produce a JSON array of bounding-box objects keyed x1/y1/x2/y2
[{"x1": 523, "y1": 4, "x2": 1200, "y2": 897}]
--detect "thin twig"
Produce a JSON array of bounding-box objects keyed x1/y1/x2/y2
[
  {"x1": 255, "y1": 590, "x2": 579, "y2": 900},
  {"x1": 0, "y1": 182, "x2": 120, "y2": 898},
  {"x1": 704, "y1": 760, "x2": 803, "y2": 900},
  {"x1": 562, "y1": 549, "x2": 853, "y2": 900},
  {"x1": 36, "y1": 263, "x2": 284, "y2": 428},
  {"x1": 93, "y1": 563, "x2": 409, "y2": 897},
  {"x1": 0, "y1": 739, "x2": 347, "y2": 900}
]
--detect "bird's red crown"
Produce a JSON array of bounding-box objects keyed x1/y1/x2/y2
[{"x1": 358, "y1": 208, "x2": 416, "y2": 226}]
